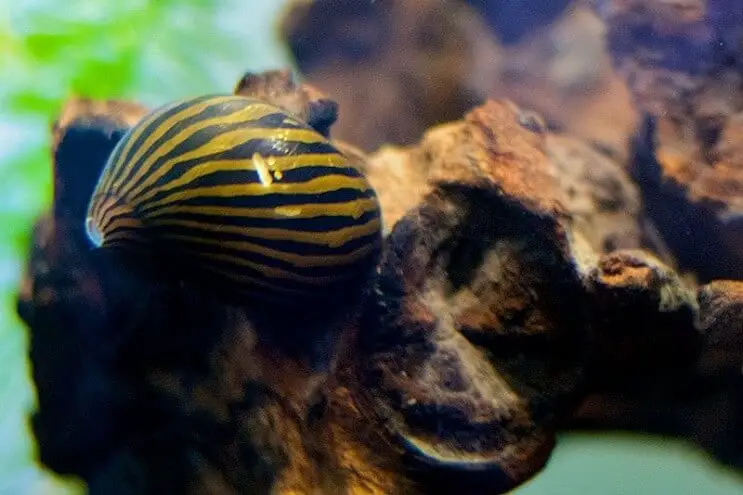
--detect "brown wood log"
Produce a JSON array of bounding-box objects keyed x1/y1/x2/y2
[{"x1": 15, "y1": 69, "x2": 739, "y2": 495}]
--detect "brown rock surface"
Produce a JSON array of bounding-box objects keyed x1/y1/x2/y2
[
  {"x1": 697, "y1": 281, "x2": 743, "y2": 382},
  {"x1": 362, "y1": 146, "x2": 431, "y2": 234},
  {"x1": 234, "y1": 68, "x2": 340, "y2": 138}
]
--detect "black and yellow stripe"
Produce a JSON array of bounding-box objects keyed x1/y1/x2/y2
[{"x1": 85, "y1": 95, "x2": 383, "y2": 305}]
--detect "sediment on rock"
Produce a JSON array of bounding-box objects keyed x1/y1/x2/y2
[
  {"x1": 545, "y1": 134, "x2": 644, "y2": 254},
  {"x1": 364, "y1": 100, "x2": 645, "y2": 257}
]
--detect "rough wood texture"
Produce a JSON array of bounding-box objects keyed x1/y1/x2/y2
[
  {"x1": 363, "y1": 103, "x2": 645, "y2": 257},
  {"x1": 363, "y1": 100, "x2": 591, "y2": 493},
  {"x1": 573, "y1": 278, "x2": 743, "y2": 471},
  {"x1": 594, "y1": 0, "x2": 743, "y2": 281},
  {"x1": 234, "y1": 68, "x2": 339, "y2": 139},
  {"x1": 15, "y1": 64, "x2": 743, "y2": 494},
  {"x1": 51, "y1": 98, "x2": 148, "y2": 220}
]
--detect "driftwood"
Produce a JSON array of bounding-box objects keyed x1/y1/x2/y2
[
  {"x1": 278, "y1": 0, "x2": 743, "y2": 475},
  {"x1": 15, "y1": 68, "x2": 739, "y2": 493},
  {"x1": 14, "y1": 1, "x2": 743, "y2": 493}
]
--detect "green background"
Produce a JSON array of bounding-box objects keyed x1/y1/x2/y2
[{"x1": 0, "y1": 1, "x2": 741, "y2": 493}]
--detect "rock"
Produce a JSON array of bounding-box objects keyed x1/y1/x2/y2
[
  {"x1": 696, "y1": 281, "x2": 743, "y2": 382},
  {"x1": 364, "y1": 104, "x2": 645, "y2": 256},
  {"x1": 363, "y1": 145, "x2": 432, "y2": 234},
  {"x1": 233, "y1": 68, "x2": 339, "y2": 138}
]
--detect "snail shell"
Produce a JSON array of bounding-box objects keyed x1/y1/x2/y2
[{"x1": 85, "y1": 94, "x2": 383, "y2": 306}]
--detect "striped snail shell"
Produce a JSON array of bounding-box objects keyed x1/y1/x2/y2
[{"x1": 85, "y1": 94, "x2": 383, "y2": 306}]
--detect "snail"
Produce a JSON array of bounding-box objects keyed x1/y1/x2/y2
[{"x1": 85, "y1": 94, "x2": 383, "y2": 307}]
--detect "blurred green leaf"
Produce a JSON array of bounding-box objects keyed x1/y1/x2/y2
[
  {"x1": 8, "y1": 91, "x2": 61, "y2": 115},
  {"x1": 70, "y1": 54, "x2": 137, "y2": 97},
  {"x1": 24, "y1": 32, "x2": 80, "y2": 61}
]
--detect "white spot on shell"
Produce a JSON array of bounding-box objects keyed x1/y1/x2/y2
[
  {"x1": 252, "y1": 152, "x2": 273, "y2": 187},
  {"x1": 85, "y1": 217, "x2": 104, "y2": 248},
  {"x1": 274, "y1": 206, "x2": 303, "y2": 217}
]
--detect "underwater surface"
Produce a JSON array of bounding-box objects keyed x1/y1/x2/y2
[{"x1": 1, "y1": 0, "x2": 742, "y2": 493}]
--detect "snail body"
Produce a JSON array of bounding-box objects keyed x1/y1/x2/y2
[{"x1": 85, "y1": 94, "x2": 383, "y2": 306}]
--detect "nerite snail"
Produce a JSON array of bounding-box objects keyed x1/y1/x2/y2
[{"x1": 85, "y1": 94, "x2": 383, "y2": 307}]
